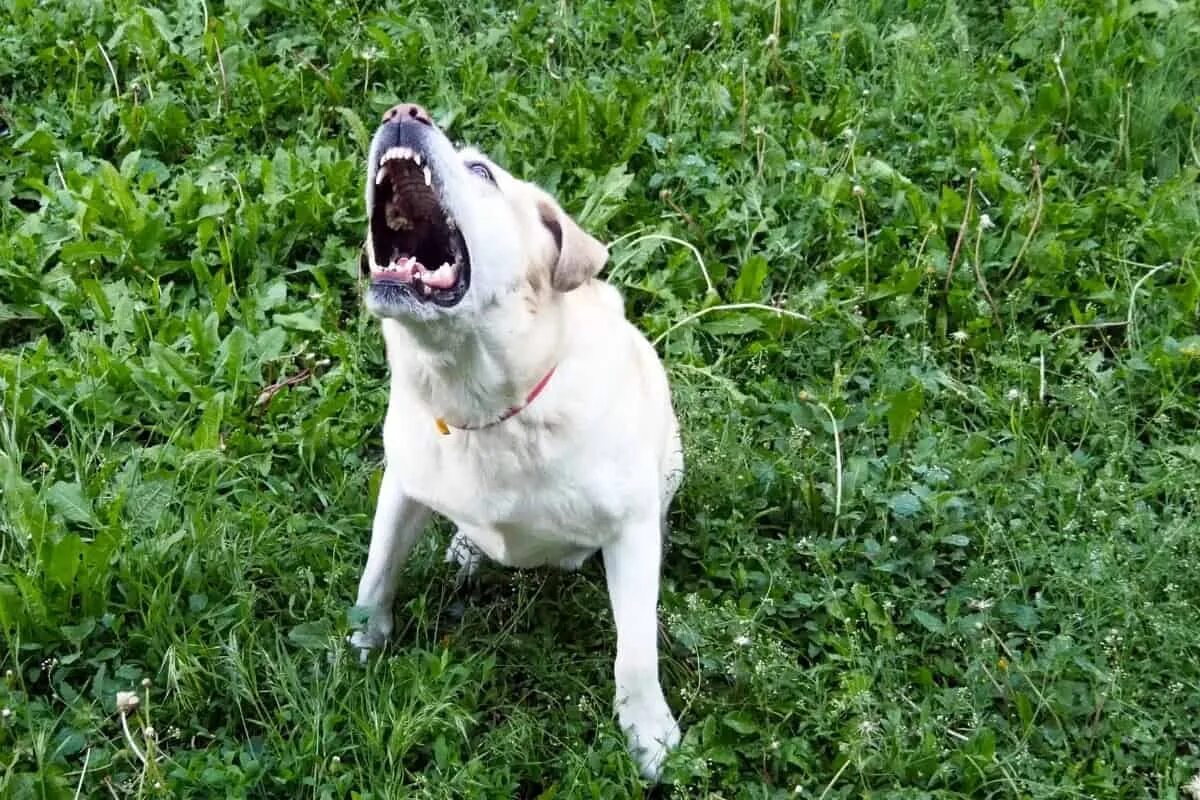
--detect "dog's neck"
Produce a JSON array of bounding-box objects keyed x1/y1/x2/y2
[{"x1": 379, "y1": 296, "x2": 565, "y2": 428}]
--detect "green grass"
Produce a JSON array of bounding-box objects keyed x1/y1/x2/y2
[{"x1": 2, "y1": 0, "x2": 1200, "y2": 796}]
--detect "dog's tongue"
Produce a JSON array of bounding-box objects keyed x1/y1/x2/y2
[
  {"x1": 389, "y1": 255, "x2": 416, "y2": 282},
  {"x1": 421, "y1": 261, "x2": 458, "y2": 289},
  {"x1": 373, "y1": 255, "x2": 458, "y2": 290}
]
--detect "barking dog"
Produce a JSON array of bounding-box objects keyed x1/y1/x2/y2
[{"x1": 349, "y1": 102, "x2": 683, "y2": 780}]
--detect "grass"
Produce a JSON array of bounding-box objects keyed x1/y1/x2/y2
[{"x1": 2, "y1": 0, "x2": 1199, "y2": 796}]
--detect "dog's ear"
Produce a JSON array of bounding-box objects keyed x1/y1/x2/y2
[{"x1": 538, "y1": 198, "x2": 608, "y2": 293}]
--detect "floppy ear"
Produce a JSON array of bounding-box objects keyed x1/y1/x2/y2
[{"x1": 538, "y1": 198, "x2": 609, "y2": 292}]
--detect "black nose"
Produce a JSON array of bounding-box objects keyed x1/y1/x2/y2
[{"x1": 382, "y1": 103, "x2": 433, "y2": 127}]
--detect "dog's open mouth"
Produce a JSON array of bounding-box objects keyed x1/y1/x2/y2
[{"x1": 368, "y1": 146, "x2": 470, "y2": 307}]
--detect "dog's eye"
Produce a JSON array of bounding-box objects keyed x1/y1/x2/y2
[{"x1": 467, "y1": 162, "x2": 495, "y2": 184}]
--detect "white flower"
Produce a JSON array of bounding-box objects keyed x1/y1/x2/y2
[
  {"x1": 733, "y1": 634, "x2": 752, "y2": 647},
  {"x1": 951, "y1": 330, "x2": 969, "y2": 343},
  {"x1": 852, "y1": 184, "x2": 864, "y2": 197},
  {"x1": 1183, "y1": 772, "x2": 1200, "y2": 800},
  {"x1": 116, "y1": 691, "x2": 140, "y2": 715},
  {"x1": 1, "y1": 708, "x2": 11, "y2": 719},
  {"x1": 979, "y1": 213, "x2": 995, "y2": 230},
  {"x1": 1006, "y1": 388, "x2": 1020, "y2": 402}
]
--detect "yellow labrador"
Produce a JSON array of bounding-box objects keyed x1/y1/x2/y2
[{"x1": 349, "y1": 103, "x2": 683, "y2": 779}]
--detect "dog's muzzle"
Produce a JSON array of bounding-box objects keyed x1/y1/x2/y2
[{"x1": 364, "y1": 104, "x2": 471, "y2": 309}]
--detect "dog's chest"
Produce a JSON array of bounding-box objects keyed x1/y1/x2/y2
[{"x1": 385, "y1": 414, "x2": 629, "y2": 561}]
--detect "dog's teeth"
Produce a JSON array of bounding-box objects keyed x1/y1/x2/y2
[
  {"x1": 375, "y1": 170, "x2": 386, "y2": 185},
  {"x1": 422, "y1": 284, "x2": 432, "y2": 296},
  {"x1": 423, "y1": 167, "x2": 431, "y2": 186},
  {"x1": 413, "y1": 152, "x2": 422, "y2": 165}
]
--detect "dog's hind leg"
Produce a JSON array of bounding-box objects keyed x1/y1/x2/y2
[
  {"x1": 659, "y1": 424, "x2": 685, "y2": 542},
  {"x1": 555, "y1": 546, "x2": 597, "y2": 572}
]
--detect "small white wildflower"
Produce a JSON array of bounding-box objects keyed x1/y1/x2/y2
[
  {"x1": 979, "y1": 213, "x2": 995, "y2": 230},
  {"x1": 143, "y1": 726, "x2": 156, "y2": 739},
  {"x1": 1184, "y1": 772, "x2": 1200, "y2": 800},
  {"x1": 733, "y1": 634, "x2": 752, "y2": 647},
  {"x1": 1, "y1": 708, "x2": 11, "y2": 719},
  {"x1": 968, "y1": 598, "x2": 994, "y2": 611},
  {"x1": 888, "y1": 535, "x2": 898, "y2": 544},
  {"x1": 154, "y1": 782, "x2": 163, "y2": 791},
  {"x1": 1006, "y1": 388, "x2": 1020, "y2": 402},
  {"x1": 852, "y1": 184, "x2": 864, "y2": 197},
  {"x1": 764, "y1": 33, "x2": 778, "y2": 47},
  {"x1": 951, "y1": 330, "x2": 969, "y2": 343},
  {"x1": 332, "y1": 755, "x2": 341, "y2": 765},
  {"x1": 141, "y1": 677, "x2": 151, "y2": 688},
  {"x1": 116, "y1": 691, "x2": 140, "y2": 715}
]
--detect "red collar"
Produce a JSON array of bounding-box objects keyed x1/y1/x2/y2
[{"x1": 435, "y1": 366, "x2": 557, "y2": 435}]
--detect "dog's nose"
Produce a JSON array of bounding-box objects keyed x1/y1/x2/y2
[{"x1": 382, "y1": 103, "x2": 433, "y2": 126}]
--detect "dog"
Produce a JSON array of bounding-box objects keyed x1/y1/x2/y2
[{"x1": 348, "y1": 102, "x2": 683, "y2": 780}]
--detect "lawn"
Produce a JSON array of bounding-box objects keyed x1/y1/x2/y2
[{"x1": 2, "y1": 0, "x2": 1199, "y2": 797}]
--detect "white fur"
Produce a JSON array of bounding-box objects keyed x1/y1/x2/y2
[{"x1": 351, "y1": 116, "x2": 683, "y2": 780}]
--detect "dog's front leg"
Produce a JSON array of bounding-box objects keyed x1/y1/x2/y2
[
  {"x1": 349, "y1": 466, "x2": 430, "y2": 661},
  {"x1": 603, "y1": 515, "x2": 680, "y2": 781}
]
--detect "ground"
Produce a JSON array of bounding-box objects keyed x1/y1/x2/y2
[{"x1": 2, "y1": 1, "x2": 1200, "y2": 797}]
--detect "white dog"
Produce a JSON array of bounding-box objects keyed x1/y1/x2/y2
[{"x1": 348, "y1": 102, "x2": 683, "y2": 780}]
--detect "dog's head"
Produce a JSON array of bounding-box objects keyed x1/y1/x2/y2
[{"x1": 362, "y1": 103, "x2": 608, "y2": 323}]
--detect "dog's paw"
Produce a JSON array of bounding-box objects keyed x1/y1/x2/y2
[
  {"x1": 444, "y1": 529, "x2": 482, "y2": 582},
  {"x1": 347, "y1": 614, "x2": 391, "y2": 664},
  {"x1": 346, "y1": 629, "x2": 385, "y2": 663},
  {"x1": 618, "y1": 694, "x2": 680, "y2": 782}
]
